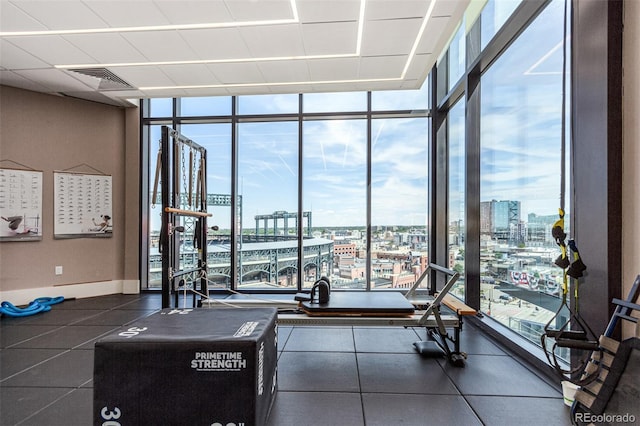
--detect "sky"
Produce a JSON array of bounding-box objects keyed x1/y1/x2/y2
[{"x1": 148, "y1": 87, "x2": 431, "y2": 231}]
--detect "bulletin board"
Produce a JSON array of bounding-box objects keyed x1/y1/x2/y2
[
  {"x1": 0, "y1": 168, "x2": 43, "y2": 241},
  {"x1": 54, "y1": 171, "x2": 113, "y2": 238}
]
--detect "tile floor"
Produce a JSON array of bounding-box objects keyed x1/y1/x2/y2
[{"x1": 0, "y1": 293, "x2": 574, "y2": 425}]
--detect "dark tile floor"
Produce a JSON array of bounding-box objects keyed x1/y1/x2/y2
[{"x1": 0, "y1": 293, "x2": 574, "y2": 425}]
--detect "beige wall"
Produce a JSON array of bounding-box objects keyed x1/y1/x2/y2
[
  {"x1": 622, "y1": 0, "x2": 640, "y2": 339},
  {"x1": 0, "y1": 86, "x2": 140, "y2": 303}
]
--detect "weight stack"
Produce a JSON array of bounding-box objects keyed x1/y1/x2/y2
[{"x1": 94, "y1": 307, "x2": 278, "y2": 426}]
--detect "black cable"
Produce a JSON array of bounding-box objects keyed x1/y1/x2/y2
[{"x1": 559, "y1": 0, "x2": 568, "y2": 212}]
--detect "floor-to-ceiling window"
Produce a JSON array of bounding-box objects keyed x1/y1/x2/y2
[
  {"x1": 146, "y1": 122, "x2": 165, "y2": 288},
  {"x1": 180, "y1": 123, "x2": 232, "y2": 289},
  {"x1": 303, "y1": 118, "x2": 367, "y2": 289},
  {"x1": 433, "y1": 0, "x2": 569, "y2": 353},
  {"x1": 448, "y1": 100, "x2": 465, "y2": 298},
  {"x1": 480, "y1": 0, "x2": 522, "y2": 50},
  {"x1": 448, "y1": 22, "x2": 466, "y2": 91},
  {"x1": 478, "y1": 0, "x2": 567, "y2": 349},
  {"x1": 142, "y1": 90, "x2": 430, "y2": 292},
  {"x1": 370, "y1": 117, "x2": 428, "y2": 290},
  {"x1": 238, "y1": 121, "x2": 299, "y2": 290},
  {"x1": 138, "y1": 0, "x2": 585, "y2": 371}
]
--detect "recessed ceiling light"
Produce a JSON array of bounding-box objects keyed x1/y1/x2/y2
[
  {"x1": 56, "y1": 53, "x2": 358, "y2": 70},
  {"x1": 0, "y1": 0, "x2": 300, "y2": 36},
  {"x1": 3, "y1": 0, "x2": 442, "y2": 91},
  {"x1": 139, "y1": 77, "x2": 401, "y2": 91},
  {"x1": 54, "y1": 0, "x2": 368, "y2": 71}
]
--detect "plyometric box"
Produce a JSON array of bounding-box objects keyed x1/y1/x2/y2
[{"x1": 94, "y1": 307, "x2": 278, "y2": 426}]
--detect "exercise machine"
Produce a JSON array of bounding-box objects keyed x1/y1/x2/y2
[
  {"x1": 570, "y1": 275, "x2": 640, "y2": 424},
  {"x1": 205, "y1": 264, "x2": 476, "y2": 366},
  {"x1": 155, "y1": 126, "x2": 211, "y2": 309}
]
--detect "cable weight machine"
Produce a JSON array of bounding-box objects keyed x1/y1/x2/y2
[{"x1": 156, "y1": 126, "x2": 211, "y2": 309}]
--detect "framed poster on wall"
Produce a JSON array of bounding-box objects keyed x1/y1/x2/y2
[
  {"x1": 54, "y1": 171, "x2": 113, "y2": 238},
  {"x1": 0, "y1": 168, "x2": 43, "y2": 241}
]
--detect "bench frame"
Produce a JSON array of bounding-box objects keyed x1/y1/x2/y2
[{"x1": 203, "y1": 264, "x2": 476, "y2": 366}]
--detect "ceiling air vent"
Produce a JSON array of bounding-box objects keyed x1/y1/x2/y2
[{"x1": 69, "y1": 67, "x2": 134, "y2": 91}]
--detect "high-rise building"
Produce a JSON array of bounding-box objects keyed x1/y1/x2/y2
[{"x1": 480, "y1": 200, "x2": 521, "y2": 241}]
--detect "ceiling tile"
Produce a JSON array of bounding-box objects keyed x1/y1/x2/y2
[
  {"x1": 360, "y1": 18, "x2": 422, "y2": 56},
  {"x1": 121, "y1": 30, "x2": 199, "y2": 62},
  {"x1": 223, "y1": 0, "x2": 294, "y2": 21},
  {"x1": 3, "y1": 35, "x2": 96, "y2": 66},
  {"x1": 0, "y1": 70, "x2": 52, "y2": 93},
  {"x1": 432, "y1": 0, "x2": 467, "y2": 17},
  {"x1": 84, "y1": 0, "x2": 170, "y2": 28},
  {"x1": 359, "y1": 55, "x2": 407, "y2": 79},
  {"x1": 301, "y1": 21, "x2": 358, "y2": 56},
  {"x1": 365, "y1": 0, "x2": 430, "y2": 20},
  {"x1": 63, "y1": 33, "x2": 148, "y2": 63},
  {"x1": 16, "y1": 68, "x2": 94, "y2": 92},
  {"x1": 417, "y1": 17, "x2": 451, "y2": 54},
  {"x1": 111, "y1": 65, "x2": 174, "y2": 88},
  {"x1": 207, "y1": 62, "x2": 264, "y2": 85},
  {"x1": 404, "y1": 53, "x2": 433, "y2": 80},
  {"x1": 0, "y1": 0, "x2": 468, "y2": 101},
  {"x1": 239, "y1": 24, "x2": 306, "y2": 58},
  {"x1": 296, "y1": 0, "x2": 361, "y2": 23},
  {"x1": 0, "y1": 1, "x2": 48, "y2": 32},
  {"x1": 257, "y1": 60, "x2": 310, "y2": 83},
  {"x1": 6, "y1": 1, "x2": 105, "y2": 31},
  {"x1": 161, "y1": 64, "x2": 219, "y2": 86},
  {"x1": 180, "y1": 28, "x2": 252, "y2": 60},
  {"x1": 0, "y1": 39, "x2": 49, "y2": 69},
  {"x1": 307, "y1": 57, "x2": 359, "y2": 81},
  {"x1": 400, "y1": 78, "x2": 424, "y2": 90},
  {"x1": 152, "y1": 1, "x2": 233, "y2": 25}
]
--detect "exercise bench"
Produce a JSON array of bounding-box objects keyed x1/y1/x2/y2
[{"x1": 218, "y1": 264, "x2": 477, "y2": 366}]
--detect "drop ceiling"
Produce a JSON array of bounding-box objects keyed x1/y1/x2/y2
[{"x1": 0, "y1": 0, "x2": 468, "y2": 107}]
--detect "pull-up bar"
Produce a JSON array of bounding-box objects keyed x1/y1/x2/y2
[
  {"x1": 164, "y1": 207, "x2": 212, "y2": 218},
  {"x1": 167, "y1": 128, "x2": 206, "y2": 152}
]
